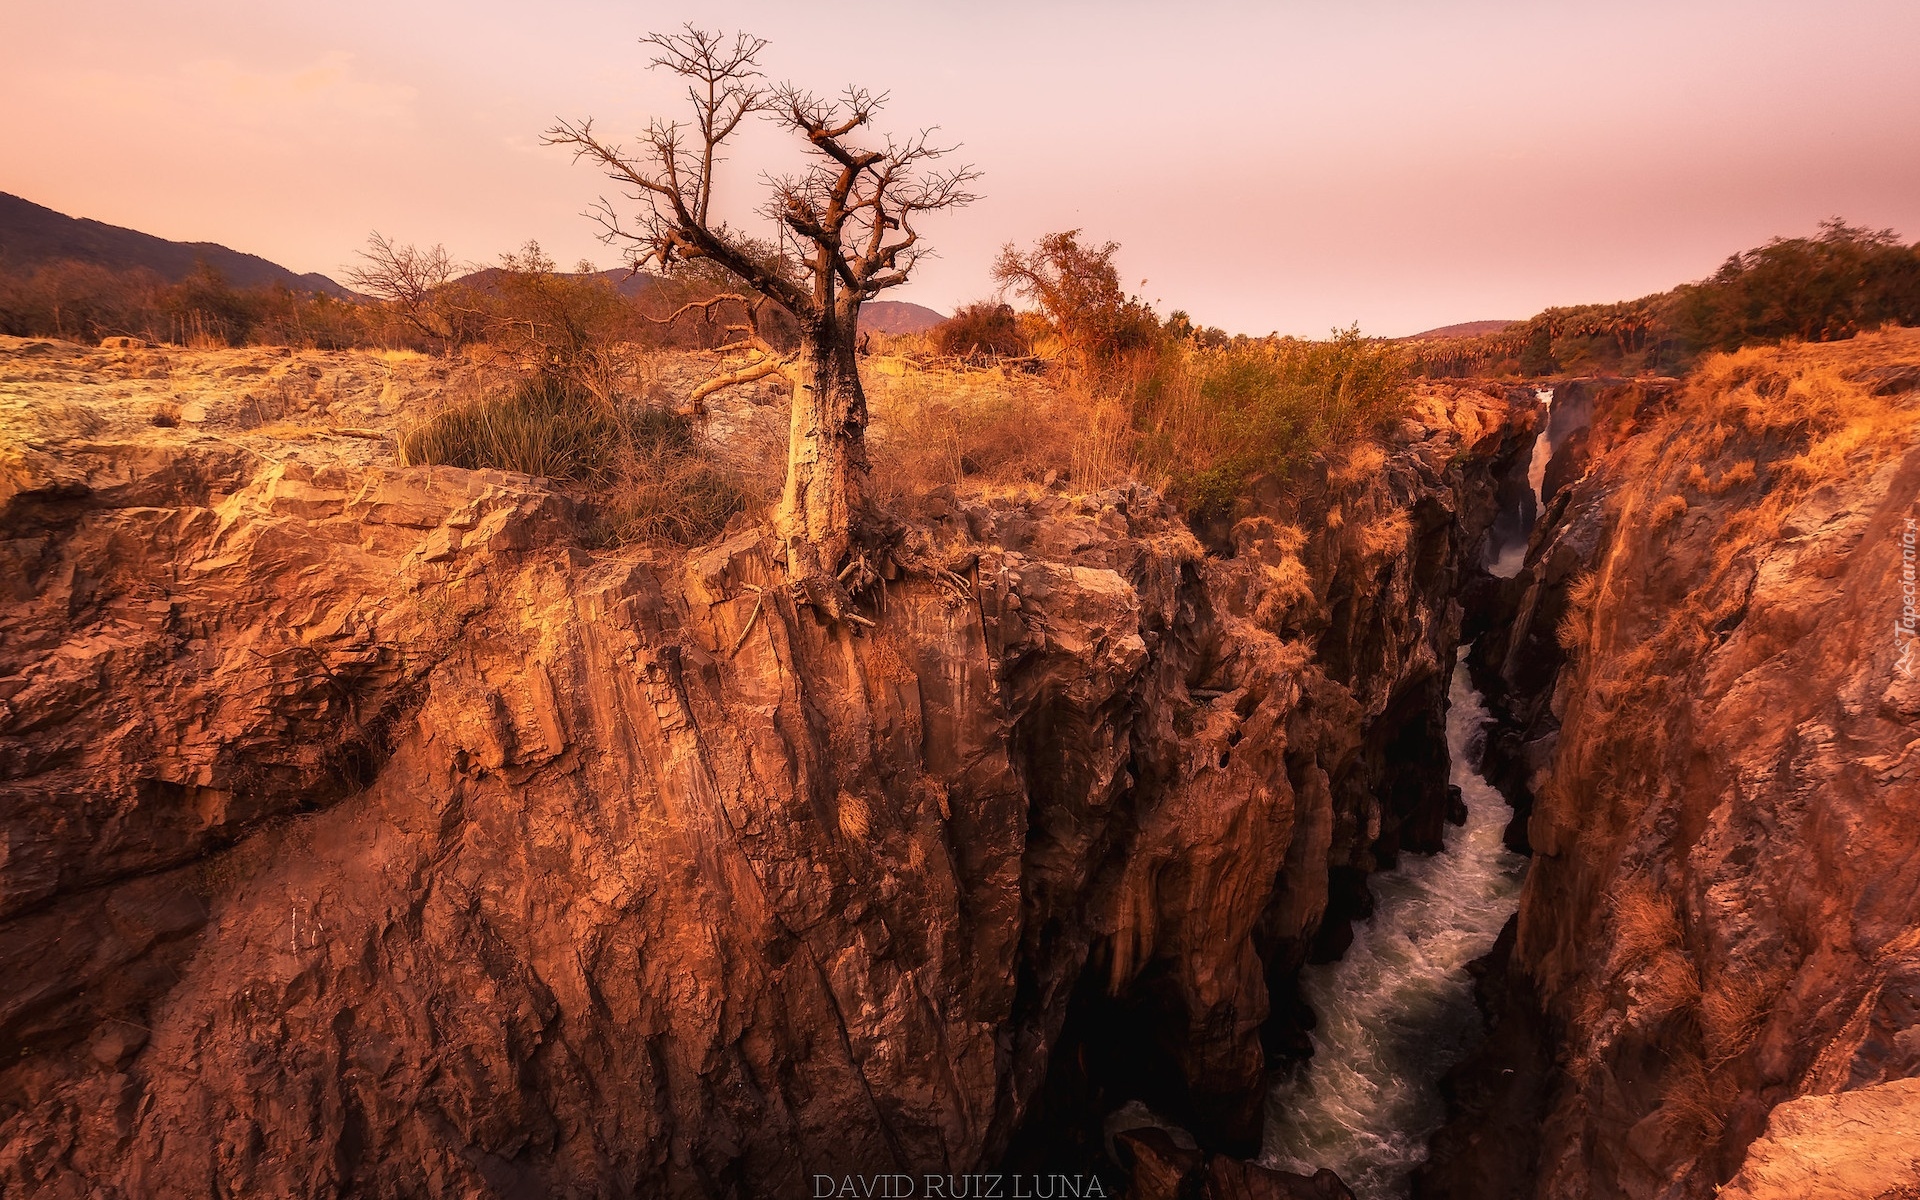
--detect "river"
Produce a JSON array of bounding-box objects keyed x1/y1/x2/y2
[{"x1": 1258, "y1": 653, "x2": 1528, "y2": 1198}]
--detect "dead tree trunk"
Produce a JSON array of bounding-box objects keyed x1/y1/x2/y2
[
  {"x1": 778, "y1": 314, "x2": 872, "y2": 616},
  {"x1": 781, "y1": 322, "x2": 868, "y2": 560}
]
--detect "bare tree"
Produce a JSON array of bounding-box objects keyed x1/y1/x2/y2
[
  {"x1": 343, "y1": 233, "x2": 462, "y2": 353},
  {"x1": 546, "y1": 26, "x2": 979, "y2": 621}
]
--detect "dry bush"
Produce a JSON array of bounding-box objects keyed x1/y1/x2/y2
[
  {"x1": 596, "y1": 410, "x2": 750, "y2": 547},
  {"x1": 929, "y1": 301, "x2": 1030, "y2": 359},
  {"x1": 1651, "y1": 493, "x2": 1689, "y2": 526}
]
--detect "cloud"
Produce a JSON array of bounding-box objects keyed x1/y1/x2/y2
[{"x1": 20, "y1": 51, "x2": 417, "y2": 138}]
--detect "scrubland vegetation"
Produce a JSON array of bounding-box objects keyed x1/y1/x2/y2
[
  {"x1": 5, "y1": 209, "x2": 1914, "y2": 555},
  {"x1": 1408, "y1": 219, "x2": 1920, "y2": 377},
  {"x1": 871, "y1": 230, "x2": 1411, "y2": 522}
]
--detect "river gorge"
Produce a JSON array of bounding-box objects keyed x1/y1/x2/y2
[{"x1": 2, "y1": 331, "x2": 1917, "y2": 1199}]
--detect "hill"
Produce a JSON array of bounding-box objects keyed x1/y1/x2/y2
[
  {"x1": 0, "y1": 191, "x2": 349, "y2": 296},
  {"x1": 1402, "y1": 319, "x2": 1518, "y2": 339},
  {"x1": 860, "y1": 300, "x2": 946, "y2": 334}
]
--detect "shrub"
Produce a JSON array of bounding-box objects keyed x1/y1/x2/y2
[
  {"x1": 1127, "y1": 328, "x2": 1411, "y2": 519},
  {"x1": 992, "y1": 231, "x2": 1159, "y2": 364},
  {"x1": 929, "y1": 301, "x2": 1029, "y2": 359},
  {"x1": 1670, "y1": 219, "x2": 1920, "y2": 351}
]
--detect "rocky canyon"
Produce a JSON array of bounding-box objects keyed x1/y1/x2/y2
[{"x1": 2, "y1": 326, "x2": 1917, "y2": 1200}]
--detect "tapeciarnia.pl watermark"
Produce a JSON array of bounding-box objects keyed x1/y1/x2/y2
[{"x1": 1900, "y1": 516, "x2": 1917, "y2": 678}]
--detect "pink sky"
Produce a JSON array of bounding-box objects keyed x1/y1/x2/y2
[{"x1": 6, "y1": 0, "x2": 1918, "y2": 336}]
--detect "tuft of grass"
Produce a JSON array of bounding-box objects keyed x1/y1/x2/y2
[
  {"x1": 1651, "y1": 493, "x2": 1689, "y2": 526},
  {"x1": 401, "y1": 373, "x2": 746, "y2": 547},
  {"x1": 401, "y1": 373, "x2": 624, "y2": 482},
  {"x1": 837, "y1": 791, "x2": 872, "y2": 842},
  {"x1": 1654, "y1": 1052, "x2": 1734, "y2": 1142},
  {"x1": 1612, "y1": 877, "x2": 1687, "y2": 969},
  {"x1": 1700, "y1": 969, "x2": 1777, "y2": 1067}
]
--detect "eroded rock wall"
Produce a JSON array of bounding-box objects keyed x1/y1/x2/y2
[{"x1": 1431, "y1": 331, "x2": 1920, "y2": 1199}]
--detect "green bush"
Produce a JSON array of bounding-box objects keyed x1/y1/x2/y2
[{"x1": 1128, "y1": 327, "x2": 1410, "y2": 519}]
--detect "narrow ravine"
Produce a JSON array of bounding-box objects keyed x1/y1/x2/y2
[{"x1": 1259, "y1": 652, "x2": 1528, "y2": 1199}]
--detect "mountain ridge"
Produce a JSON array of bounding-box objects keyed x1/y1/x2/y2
[{"x1": 0, "y1": 191, "x2": 350, "y2": 296}]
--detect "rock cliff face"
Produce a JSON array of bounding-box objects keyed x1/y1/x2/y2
[
  {"x1": 1429, "y1": 331, "x2": 1920, "y2": 1198},
  {"x1": 0, "y1": 338, "x2": 1533, "y2": 1197}
]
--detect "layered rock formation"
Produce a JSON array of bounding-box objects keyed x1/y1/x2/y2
[
  {"x1": 1428, "y1": 330, "x2": 1920, "y2": 1198},
  {"x1": 0, "y1": 338, "x2": 1533, "y2": 1197}
]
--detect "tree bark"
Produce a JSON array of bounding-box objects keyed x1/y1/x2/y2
[{"x1": 776, "y1": 316, "x2": 871, "y2": 614}]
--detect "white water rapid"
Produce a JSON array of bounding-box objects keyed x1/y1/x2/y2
[
  {"x1": 1258, "y1": 653, "x2": 1528, "y2": 1199},
  {"x1": 1489, "y1": 387, "x2": 1554, "y2": 579}
]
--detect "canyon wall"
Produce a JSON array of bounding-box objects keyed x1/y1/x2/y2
[
  {"x1": 0, "y1": 338, "x2": 1534, "y2": 1198},
  {"x1": 1431, "y1": 331, "x2": 1920, "y2": 1199}
]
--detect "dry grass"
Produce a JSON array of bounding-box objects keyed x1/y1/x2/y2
[
  {"x1": 1650, "y1": 493, "x2": 1689, "y2": 526},
  {"x1": 1355, "y1": 508, "x2": 1412, "y2": 560},
  {"x1": 1612, "y1": 876, "x2": 1687, "y2": 969},
  {"x1": 836, "y1": 791, "x2": 872, "y2": 842},
  {"x1": 1700, "y1": 969, "x2": 1778, "y2": 1066},
  {"x1": 1684, "y1": 459, "x2": 1757, "y2": 494},
  {"x1": 1327, "y1": 442, "x2": 1388, "y2": 489},
  {"x1": 865, "y1": 363, "x2": 1090, "y2": 508},
  {"x1": 400, "y1": 373, "x2": 746, "y2": 547},
  {"x1": 1654, "y1": 1052, "x2": 1736, "y2": 1142}
]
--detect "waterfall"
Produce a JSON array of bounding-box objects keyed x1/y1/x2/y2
[
  {"x1": 1525, "y1": 386, "x2": 1554, "y2": 510},
  {"x1": 1488, "y1": 388, "x2": 1553, "y2": 579},
  {"x1": 1259, "y1": 652, "x2": 1528, "y2": 1199}
]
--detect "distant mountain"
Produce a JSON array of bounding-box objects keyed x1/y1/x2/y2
[
  {"x1": 861, "y1": 301, "x2": 946, "y2": 334},
  {"x1": 1402, "y1": 319, "x2": 1519, "y2": 340},
  {"x1": 0, "y1": 191, "x2": 350, "y2": 296}
]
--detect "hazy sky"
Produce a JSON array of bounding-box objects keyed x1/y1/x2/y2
[{"x1": 6, "y1": 1, "x2": 1919, "y2": 335}]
